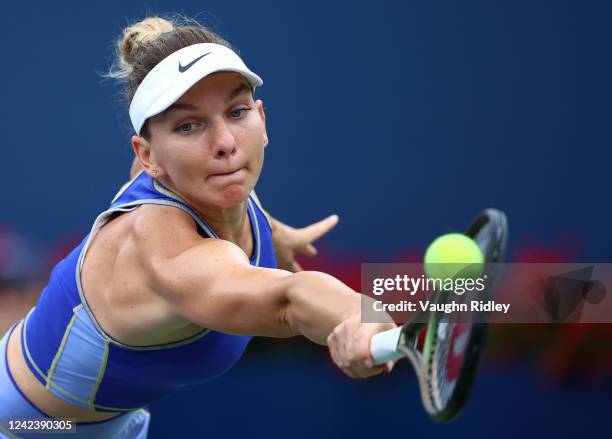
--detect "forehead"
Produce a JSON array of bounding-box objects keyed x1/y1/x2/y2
[{"x1": 174, "y1": 72, "x2": 252, "y2": 106}]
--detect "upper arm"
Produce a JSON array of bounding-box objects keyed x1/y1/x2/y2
[{"x1": 146, "y1": 234, "x2": 294, "y2": 337}]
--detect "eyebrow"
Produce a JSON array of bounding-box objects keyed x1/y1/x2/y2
[
  {"x1": 164, "y1": 102, "x2": 200, "y2": 115},
  {"x1": 226, "y1": 82, "x2": 253, "y2": 103},
  {"x1": 163, "y1": 82, "x2": 253, "y2": 116}
]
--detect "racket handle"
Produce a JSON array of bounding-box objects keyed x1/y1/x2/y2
[{"x1": 370, "y1": 327, "x2": 404, "y2": 365}]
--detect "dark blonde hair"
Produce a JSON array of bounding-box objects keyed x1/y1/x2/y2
[{"x1": 107, "y1": 15, "x2": 233, "y2": 138}]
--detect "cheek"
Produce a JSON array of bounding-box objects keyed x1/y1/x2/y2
[
  {"x1": 158, "y1": 142, "x2": 199, "y2": 171},
  {"x1": 245, "y1": 122, "x2": 267, "y2": 154},
  {"x1": 245, "y1": 131, "x2": 265, "y2": 164},
  {"x1": 250, "y1": 143, "x2": 266, "y2": 181}
]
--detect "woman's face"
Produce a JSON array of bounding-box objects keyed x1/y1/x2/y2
[{"x1": 136, "y1": 72, "x2": 268, "y2": 210}]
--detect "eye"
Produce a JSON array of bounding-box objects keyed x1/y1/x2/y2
[
  {"x1": 229, "y1": 108, "x2": 250, "y2": 119},
  {"x1": 177, "y1": 122, "x2": 198, "y2": 133}
]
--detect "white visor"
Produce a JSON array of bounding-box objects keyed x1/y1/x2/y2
[{"x1": 129, "y1": 43, "x2": 263, "y2": 135}]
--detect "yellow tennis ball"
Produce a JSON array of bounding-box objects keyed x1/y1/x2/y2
[{"x1": 424, "y1": 233, "x2": 484, "y2": 280}]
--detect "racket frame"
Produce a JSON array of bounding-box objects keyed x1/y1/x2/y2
[{"x1": 370, "y1": 209, "x2": 508, "y2": 422}]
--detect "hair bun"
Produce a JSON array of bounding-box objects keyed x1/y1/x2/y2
[
  {"x1": 105, "y1": 13, "x2": 233, "y2": 119},
  {"x1": 121, "y1": 17, "x2": 174, "y2": 67}
]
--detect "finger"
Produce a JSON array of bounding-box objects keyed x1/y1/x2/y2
[
  {"x1": 328, "y1": 346, "x2": 339, "y2": 368},
  {"x1": 371, "y1": 365, "x2": 386, "y2": 377},
  {"x1": 384, "y1": 361, "x2": 395, "y2": 373},
  {"x1": 274, "y1": 255, "x2": 292, "y2": 272},
  {"x1": 291, "y1": 261, "x2": 303, "y2": 272},
  {"x1": 366, "y1": 365, "x2": 386, "y2": 378},
  {"x1": 346, "y1": 331, "x2": 371, "y2": 378},
  {"x1": 337, "y1": 327, "x2": 352, "y2": 364},
  {"x1": 353, "y1": 364, "x2": 385, "y2": 379},
  {"x1": 330, "y1": 341, "x2": 356, "y2": 379},
  {"x1": 342, "y1": 368, "x2": 357, "y2": 379},
  {"x1": 299, "y1": 214, "x2": 339, "y2": 243},
  {"x1": 296, "y1": 243, "x2": 317, "y2": 257},
  {"x1": 328, "y1": 334, "x2": 342, "y2": 368}
]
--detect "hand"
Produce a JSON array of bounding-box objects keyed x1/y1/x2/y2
[
  {"x1": 327, "y1": 314, "x2": 396, "y2": 379},
  {"x1": 270, "y1": 214, "x2": 339, "y2": 272}
]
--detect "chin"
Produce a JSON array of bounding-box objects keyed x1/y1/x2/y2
[{"x1": 216, "y1": 185, "x2": 251, "y2": 208}]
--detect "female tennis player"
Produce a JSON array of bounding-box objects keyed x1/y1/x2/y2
[{"x1": 0, "y1": 16, "x2": 395, "y2": 438}]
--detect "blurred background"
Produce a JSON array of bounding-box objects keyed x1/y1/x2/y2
[{"x1": 1, "y1": 0, "x2": 610, "y2": 437}]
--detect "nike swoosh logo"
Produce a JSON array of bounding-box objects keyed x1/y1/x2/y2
[{"x1": 178, "y1": 52, "x2": 212, "y2": 73}]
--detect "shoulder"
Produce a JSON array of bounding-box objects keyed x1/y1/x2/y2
[
  {"x1": 130, "y1": 204, "x2": 202, "y2": 256},
  {"x1": 129, "y1": 204, "x2": 248, "y2": 276},
  {"x1": 81, "y1": 205, "x2": 212, "y2": 344}
]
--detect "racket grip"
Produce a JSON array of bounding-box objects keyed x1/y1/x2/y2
[{"x1": 370, "y1": 327, "x2": 404, "y2": 365}]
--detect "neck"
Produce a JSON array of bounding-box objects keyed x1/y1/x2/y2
[
  {"x1": 153, "y1": 177, "x2": 253, "y2": 255},
  {"x1": 196, "y1": 200, "x2": 251, "y2": 246}
]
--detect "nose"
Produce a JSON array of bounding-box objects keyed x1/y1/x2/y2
[{"x1": 210, "y1": 119, "x2": 237, "y2": 159}]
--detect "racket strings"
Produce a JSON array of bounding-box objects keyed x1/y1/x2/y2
[{"x1": 430, "y1": 320, "x2": 460, "y2": 411}]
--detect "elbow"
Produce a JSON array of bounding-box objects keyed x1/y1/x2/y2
[{"x1": 276, "y1": 302, "x2": 299, "y2": 338}]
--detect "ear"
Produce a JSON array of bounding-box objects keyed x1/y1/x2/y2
[
  {"x1": 256, "y1": 100, "x2": 269, "y2": 148},
  {"x1": 131, "y1": 135, "x2": 166, "y2": 178}
]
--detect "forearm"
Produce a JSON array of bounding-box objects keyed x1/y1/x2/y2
[{"x1": 282, "y1": 271, "x2": 361, "y2": 345}]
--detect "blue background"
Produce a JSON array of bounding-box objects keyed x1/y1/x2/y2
[{"x1": 1, "y1": 0, "x2": 610, "y2": 437}]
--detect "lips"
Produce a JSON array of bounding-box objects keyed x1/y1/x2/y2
[
  {"x1": 207, "y1": 167, "x2": 246, "y2": 184},
  {"x1": 211, "y1": 168, "x2": 243, "y2": 177},
  {"x1": 208, "y1": 162, "x2": 247, "y2": 177}
]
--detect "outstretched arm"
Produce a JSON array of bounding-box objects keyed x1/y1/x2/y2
[
  {"x1": 152, "y1": 239, "x2": 357, "y2": 343},
  {"x1": 154, "y1": 240, "x2": 394, "y2": 378},
  {"x1": 134, "y1": 208, "x2": 394, "y2": 378}
]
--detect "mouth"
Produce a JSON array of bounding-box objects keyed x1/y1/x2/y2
[
  {"x1": 210, "y1": 167, "x2": 244, "y2": 177},
  {"x1": 207, "y1": 167, "x2": 247, "y2": 185}
]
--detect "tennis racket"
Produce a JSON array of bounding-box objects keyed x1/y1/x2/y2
[{"x1": 369, "y1": 208, "x2": 508, "y2": 422}]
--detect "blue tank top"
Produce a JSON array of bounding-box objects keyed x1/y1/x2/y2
[{"x1": 21, "y1": 172, "x2": 276, "y2": 412}]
